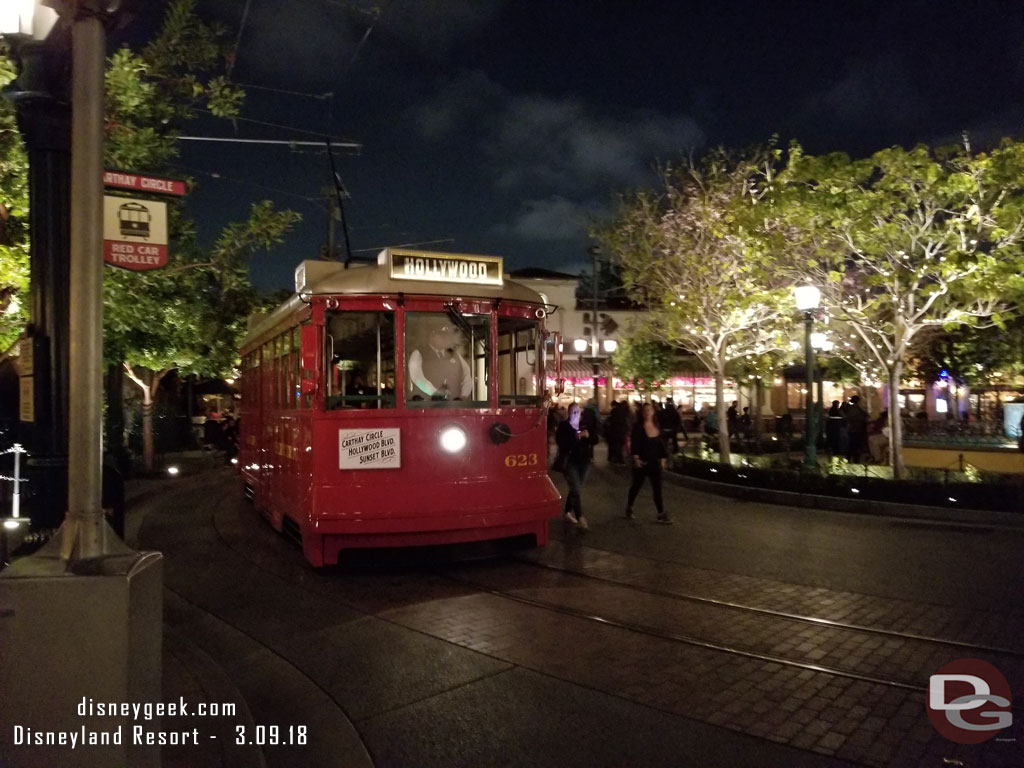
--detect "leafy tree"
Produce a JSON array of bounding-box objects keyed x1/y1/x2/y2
[
  {"x1": 107, "y1": 202, "x2": 299, "y2": 469},
  {"x1": 910, "y1": 318, "x2": 1024, "y2": 389},
  {"x1": 0, "y1": 1, "x2": 273, "y2": 460},
  {"x1": 779, "y1": 139, "x2": 1024, "y2": 476},
  {"x1": 594, "y1": 147, "x2": 795, "y2": 463},
  {"x1": 0, "y1": 50, "x2": 30, "y2": 349},
  {"x1": 99, "y1": 0, "x2": 301, "y2": 470},
  {"x1": 611, "y1": 337, "x2": 674, "y2": 392}
]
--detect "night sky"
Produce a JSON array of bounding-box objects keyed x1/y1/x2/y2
[{"x1": 116, "y1": 1, "x2": 1024, "y2": 291}]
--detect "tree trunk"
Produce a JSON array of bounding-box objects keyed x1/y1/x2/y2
[
  {"x1": 754, "y1": 377, "x2": 763, "y2": 438},
  {"x1": 123, "y1": 364, "x2": 166, "y2": 474},
  {"x1": 141, "y1": 375, "x2": 155, "y2": 473},
  {"x1": 715, "y1": 364, "x2": 730, "y2": 464},
  {"x1": 888, "y1": 362, "x2": 905, "y2": 479}
]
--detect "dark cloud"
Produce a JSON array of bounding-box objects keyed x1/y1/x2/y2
[
  {"x1": 795, "y1": 53, "x2": 927, "y2": 145},
  {"x1": 491, "y1": 196, "x2": 601, "y2": 242},
  {"x1": 412, "y1": 75, "x2": 703, "y2": 242},
  {"x1": 378, "y1": 0, "x2": 506, "y2": 56}
]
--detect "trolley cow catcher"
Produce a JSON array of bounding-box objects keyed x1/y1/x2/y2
[{"x1": 239, "y1": 248, "x2": 562, "y2": 567}]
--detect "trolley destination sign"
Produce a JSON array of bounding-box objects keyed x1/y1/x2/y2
[
  {"x1": 339, "y1": 428, "x2": 401, "y2": 469},
  {"x1": 103, "y1": 195, "x2": 169, "y2": 271},
  {"x1": 388, "y1": 249, "x2": 503, "y2": 287},
  {"x1": 103, "y1": 170, "x2": 186, "y2": 196}
]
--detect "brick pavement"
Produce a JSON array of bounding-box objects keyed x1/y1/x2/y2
[
  {"x1": 380, "y1": 583, "x2": 1023, "y2": 767},
  {"x1": 131, "y1": 460, "x2": 1024, "y2": 768},
  {"x1": 530, "y1": 539, "x2": 1024, "y2": 654}
]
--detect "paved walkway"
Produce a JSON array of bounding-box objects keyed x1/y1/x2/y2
[{"x1": 112, "y1": 453, "x2": 1024, "y2": 767}]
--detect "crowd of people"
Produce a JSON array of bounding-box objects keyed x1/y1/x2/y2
[
  {"x1": 200, "y1": 411, "x2": 240, "y2": 464},
  {"x1": 824, "y1": 395, "x2": 891, "y2": 463},
  {"x1": 546, "y1": 393, "x2": 906, "y2": 530},
  {"x1": 549, "y1": 398, "x2": 690, "y2": 527}
]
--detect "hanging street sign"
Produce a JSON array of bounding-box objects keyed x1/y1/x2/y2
[
  {"x1": 103, "y1": 170, "x2": 186, "y2": 196},
  {"x1": 103, "y1": 195, "x2": 169, "y2": 271}
]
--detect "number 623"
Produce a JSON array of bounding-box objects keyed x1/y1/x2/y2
[{"x1": 504, "y1": 453, "x2": 538, "y2": 468}]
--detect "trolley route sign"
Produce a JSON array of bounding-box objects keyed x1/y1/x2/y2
[
  {"x1": 103, "y1": 195, "x2": 169, "y2": 271},
  {"x1": 388, "y1": 249, "x2": 503, "y2": 287},
  {"x1": 103, "y1": 170, "x2": 186, "y2": 197},
  {"x1": 339, "y1": 428, "x2": 401, "y2": 470}
]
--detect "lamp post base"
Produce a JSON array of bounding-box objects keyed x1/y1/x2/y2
[{"x1": 0, "y1": 546, "x2": 163, "y2": 768}]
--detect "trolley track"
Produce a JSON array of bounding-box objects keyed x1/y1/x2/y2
[
  {"x1": 431, "y1": 554, "x2": 1024, "y2": 708},
  {"x1": 140, "y1": 469, "x2": 1024, "y2": 767},
  {"x1": 211, "y1": 486, "x2": 1024, "y2": 704},
  {"x1": 209, "y1": 483, "x2": 1024, "y2": 707},
  {"x1": 514, "y1": 550, "x2": 1024, "y2": 659}
]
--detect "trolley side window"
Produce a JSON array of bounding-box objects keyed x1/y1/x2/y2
[
  {"x1": 325, "y1": 311, "x2": 396, "y2": 410},
  {"x1": 405, "y1": 311, "x2": 490, "y2": 408},
  {"x1": 497, "y1": 317, "x2": 542, "y2": 407}
]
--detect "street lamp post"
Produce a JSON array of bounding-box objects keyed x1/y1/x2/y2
[
  {"x1": 2, "y1": 0, "x2": 70, "y2": 531},
  {"x1": 794, "y1": 285, "x2": 821, "y2": 467},
  {"x1": 811, "y1": 332, "x2": 834, "y2": 442},
  {"x1": 0, "y1": 5, "x2": 163, "y2": 767}
]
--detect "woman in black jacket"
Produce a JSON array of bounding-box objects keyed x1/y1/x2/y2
[
  {"x1": 555, "y1": 402, "x2": 598, "y2": 529},
  {"x1": 625, "y1": 402, "x2": 670, "y2": 524}
]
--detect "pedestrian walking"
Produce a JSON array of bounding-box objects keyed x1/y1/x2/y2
[
  {"x1": 844, "y1": 395, "x2": 869, "y2": 463},
  {"x1": 825, "y1": 400, "x2": 844, "y2": 456},
  {"x1": 726, "y1": 401, "x2": 739, "y2": 438},
  {"x1": 660, "y1": 398, "x2": 686, "y2": 454},
  {"x1": 625, "y1": 402, "x2": 671, "y2": 524},
  {"x1": 555, "y1": 402, "x2": 598, "y2": 529},
  {"x1": 606, "y1": 399, "x2": 630, "y2": 464}
]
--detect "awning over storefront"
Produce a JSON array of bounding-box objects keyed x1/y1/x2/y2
[{"x1": 555, "y1": 360, "x2": 615, "y2": 379}]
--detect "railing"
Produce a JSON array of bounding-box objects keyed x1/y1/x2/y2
[{"x1": 901, "y1": 418, "x2": 1012, "y2": 447}]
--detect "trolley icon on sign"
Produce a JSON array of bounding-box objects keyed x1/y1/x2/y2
[{"x1": 117, "y1": 202, "x2": 151, "y2": 239}]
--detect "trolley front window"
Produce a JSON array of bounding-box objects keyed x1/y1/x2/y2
[
  {"x1": 405, "y1": 311, "x2": 490, "y2": 408},
  {"x1": 325, "y1": 311, "x2": 396, "y2": 409}
]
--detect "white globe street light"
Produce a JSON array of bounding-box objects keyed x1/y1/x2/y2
[{"x1": 0, "y1": 1, "x2": 58, "y2": 40}]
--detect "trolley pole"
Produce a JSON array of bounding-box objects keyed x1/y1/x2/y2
[
  {"x1": 1, "y1": 6, "x2": 162, "y2": 765},
  {"x1": 60, "y1": 6, "x2": 107, "y2": 560}
]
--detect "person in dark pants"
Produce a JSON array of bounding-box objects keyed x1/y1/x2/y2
[
  {"x1": 726, "y1": 401, "x2": 739, "y2": 439},
  {"x1": 660, "y1": 398, "x2": 685, "y2": 454},
  {"x1": 221, "y1": 415, "x2": 240, "y2": 464},
  {"x1": 625, "y1": 402, "x2": 671, "y2": 524},
  {"x1": 555, "y1": 402, "x2": 598, "y2": 529},
  {"x1": 606, "y1": 399, "x2": 630, "y2": 464},
  {"x1": 844, "y1": 395, "x2": 869, "y2": 462},
  {"x1": 825, "y1": 400, "x2": 845, "y2": 456}
]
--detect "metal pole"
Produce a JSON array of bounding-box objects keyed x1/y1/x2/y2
[
  {"x1": 816, "y1": 363, "x2": 824, "y2": 440},
  {"x1": 61, "y1": 11, "x2": 107, "y2": 561},
  {"x1": 12, "y1": 445, "x2": 22, "y2": 519},
  {"x1": 804, "y1": 312, "x2": 817, "y2": 467},
  {"x1": 591, "y1": 248, "x2": 599, "y2": 405}
]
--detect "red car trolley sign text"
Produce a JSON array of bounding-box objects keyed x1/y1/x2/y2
[{"x1": 103, "y1": 195, "x2": 169, "y2": 271}]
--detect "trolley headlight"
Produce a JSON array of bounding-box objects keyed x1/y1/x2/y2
[{"x1": 439, "y1": 425, "x2": 468, "y2": 454}]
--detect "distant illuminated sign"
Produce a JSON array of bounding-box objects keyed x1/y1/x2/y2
[{"x1": 388, "y1": 250, "x2": 503, "y2": 287}]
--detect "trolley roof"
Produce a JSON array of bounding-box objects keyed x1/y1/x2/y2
[{"x1": 242, "y1": 248, "x2": 547, "y2": 348}]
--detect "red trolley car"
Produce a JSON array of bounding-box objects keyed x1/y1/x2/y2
[{"x1": 238, "y1": 248, "x2": 562, "y2": 567}]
